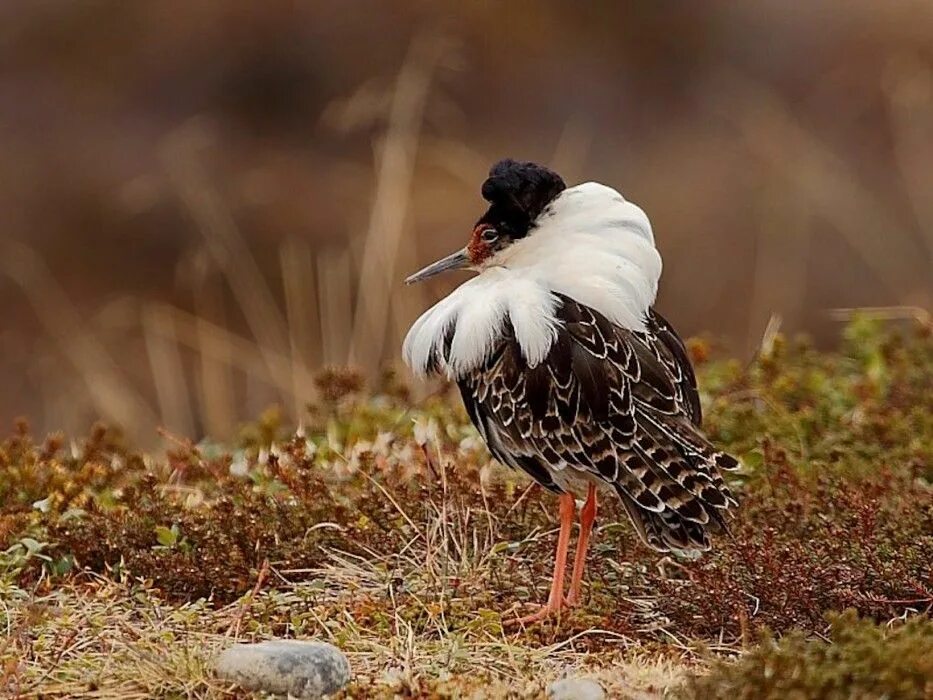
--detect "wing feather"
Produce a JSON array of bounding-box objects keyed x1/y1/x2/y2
[{"x1": 457, "y1": 295, "x2": 739, "y2": 553}]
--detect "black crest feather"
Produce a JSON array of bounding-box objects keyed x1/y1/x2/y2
[{"x1": 478, "y1": 159, "x2": 566, "y2": 238}]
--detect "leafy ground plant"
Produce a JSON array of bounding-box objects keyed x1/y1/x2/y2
[
  {"x1": 0, "y1": 317, "x2": 930, "y2": 697},
  {"x1": 683, "y1": 611, "x2": 933, "y2": 699}
]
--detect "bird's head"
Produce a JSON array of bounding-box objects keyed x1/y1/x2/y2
[{"x1": 405, "y1": 159, "x2": 566, "y2": 284}]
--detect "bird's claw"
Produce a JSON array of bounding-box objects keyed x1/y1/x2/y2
[{"x1": 504, "y1": 601, "x2": 567, "y2": 627}]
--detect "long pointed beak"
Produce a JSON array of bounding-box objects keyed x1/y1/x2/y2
[{"x1": 404, "y1": 247, "x2": 470, "y2": 284}]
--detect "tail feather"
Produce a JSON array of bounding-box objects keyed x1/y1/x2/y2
[
  {"x1": 613, "y1": 415, "x2": 739, "y2": 553},
  {"x1": 616, "y1": 486, "x2": 713, "y2": 552}
]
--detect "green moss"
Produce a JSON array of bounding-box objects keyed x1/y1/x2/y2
[{"x1": 683, "y1": 611, "x2": 933, "y2": 700}]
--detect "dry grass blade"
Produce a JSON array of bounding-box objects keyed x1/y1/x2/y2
[
  {"x1": 827, "y1": 305, "x2": 932, "y2": 327},
  {"x1": 143, "y1": 303, "x2": 303, "y2": 401},
  {"x1": 755, "y1": 313, "x2": 784, "y2": 360},
  {"x1": 745, "y1": 182, "x2": 811, "y2": 356},
  {"x1": 550, "y1": 116, "x2": 593, "y2": 184},
  {"x1": 317, "y1": 245, "x2": 354, "y2": 366},
  {"x1": 280, "y1": 236, "x2": 319, "y2": 413},
  {"x1": 710, "y1": 71, "x2": 930, "y2": 300},
  {"x1": 0, "y1": 239, "x2": 158, "y2": 439},
  {"x1": 161, "y1": 125, "x2": 293, "y2": 401},
  {"x1": 348, "y1": 34, "x2": 451, "y2": 374},
  {"x1": 141, "y1": 304, "x2": 196, "y2": 438},
  {"x1": 884, "y1": 55, "x2": 933, "y2": 270},
  {"x1": 190, "y1": 270, "x2": 236, "y2": 439}
]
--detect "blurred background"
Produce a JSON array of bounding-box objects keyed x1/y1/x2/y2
[{"x1": 1, "y1": 1, "x2": 931, "y2": 444}]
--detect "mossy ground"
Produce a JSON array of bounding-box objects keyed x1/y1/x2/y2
[{"x1": 2, "y1": 318, "x2": 931, "y2": 698}]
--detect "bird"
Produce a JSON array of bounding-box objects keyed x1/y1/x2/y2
[{"x1": 402, "y1": 159, "x2": 739, "y2": 624}]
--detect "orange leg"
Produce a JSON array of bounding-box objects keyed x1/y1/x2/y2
[
  {"x1": 508, "y1": 492, "x2": 576, "y2": 626},
  {"x1": 566, "y1": 484, "x2": 597, "y2": 607}
]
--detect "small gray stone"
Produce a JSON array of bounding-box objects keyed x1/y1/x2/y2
[
  {"x1": 216, "y1": 639, "x2": 350, "y2": 699},
  {"x1": 547, "y1": 677, "x2": 606, "y2": 700}
]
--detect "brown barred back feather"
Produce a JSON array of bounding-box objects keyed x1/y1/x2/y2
[{"x1": 456, "y1": 295, "x2": 739, "y2": 554}]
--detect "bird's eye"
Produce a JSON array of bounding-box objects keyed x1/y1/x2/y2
[{"x1": 481, "y1": 227, "x2": 499, "y2": 243}]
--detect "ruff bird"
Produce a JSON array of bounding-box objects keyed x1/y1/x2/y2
[{"x1": 402, "y1": 159, "x2": 739, "y2": 623}]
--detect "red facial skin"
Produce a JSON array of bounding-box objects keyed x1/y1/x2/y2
[{"x1": 467, "y1": 225, "x2": 494, "y2": 266}]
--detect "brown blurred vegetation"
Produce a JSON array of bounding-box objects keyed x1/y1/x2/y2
[{"x1": 1, "y1": 1, "x2": 931, "y2": 443}]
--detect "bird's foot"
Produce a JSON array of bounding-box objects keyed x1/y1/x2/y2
[
  {"x1": 504, "y1": 600, "x2": 566, "y2": 627},
  {"x1": 563, "y1": 572, "x2": 590, "y2": 608}
]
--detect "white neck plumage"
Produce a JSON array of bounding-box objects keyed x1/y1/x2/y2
[{"x1": 403, "y1": 182, "x2": 662, "y2": 379}]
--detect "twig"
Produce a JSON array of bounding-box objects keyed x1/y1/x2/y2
[{"x1": 225, "y1": 559, "x2": 270, "y2": 639}]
